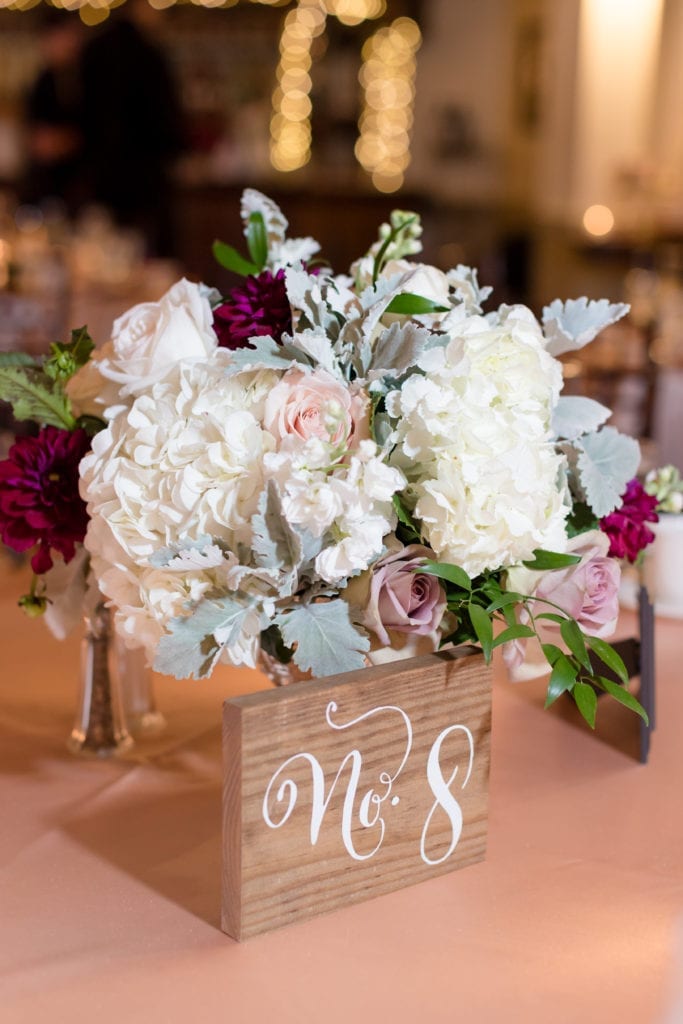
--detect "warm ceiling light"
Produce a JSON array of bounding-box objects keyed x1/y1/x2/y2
[{"x1": 582, "y1": 204, "x2": 615, "y2": 236}]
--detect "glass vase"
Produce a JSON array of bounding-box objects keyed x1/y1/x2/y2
[
  {"x1": 116, "y1": 641, "x2": 167, "y2": 737},
  {"x1": 67, "y1": 603, "x2": 133, "y2": 758}
]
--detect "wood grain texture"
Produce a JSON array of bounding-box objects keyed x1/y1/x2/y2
[{"x1": 222, "y1": 648, "x2": 492, "y2": 940}]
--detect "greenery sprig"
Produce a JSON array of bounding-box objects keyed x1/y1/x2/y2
[{"x1": 423, "y1": 551, "x2": 649, "y2": 730}]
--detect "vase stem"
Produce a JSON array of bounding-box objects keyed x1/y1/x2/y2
[
  {"x1": 68, "y1": 604, "x2": 133, "y2": 758},
  {"x1": 117, "y1": 642, "x2": 166, "y2": 737}
]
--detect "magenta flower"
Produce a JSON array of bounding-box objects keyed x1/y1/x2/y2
[
  {"x1": 0, "y1": 426, "x2": 90, "y2": 574},
  {"x1": 600, "y1": 478, "x2": 659, "y2": 563},
  {"x1": 213, "y1": 269, "x2": 292, "y2": 350}
]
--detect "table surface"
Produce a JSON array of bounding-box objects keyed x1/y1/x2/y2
[{"x1": 1, "y1": 555, "x2": 682, "y2": 1024}]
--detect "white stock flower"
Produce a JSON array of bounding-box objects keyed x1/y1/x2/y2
[
  {"x1": 382, "y1": 260, "x2": 451, "y2": 307},
  {"x1": 95, "y1": 278, "x2": 218, "y2": 397},
  {"x1": 389, "y1": 310, "x2": 569, "y2": 577}
]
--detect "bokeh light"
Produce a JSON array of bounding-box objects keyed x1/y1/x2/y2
[
  {"x1": 583, "y1": 204, "x2": 615, "y2": 237},
  {"x1": 356, "y1": 17, "x2": 421, "y2": 193}
]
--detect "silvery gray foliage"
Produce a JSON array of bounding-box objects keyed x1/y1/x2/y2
[
  {"x1": 221, "y1": 333, "x2": 310, "y2": 377},
  {"x1": 551, "y1": 396, "x2": 611, "y2": 441},
  {"x1": 542, "y1": 297, "x2": 630, "y2": 356},
  {"x1": 445, "y1": 264, "x2": 493, "y2": 314},
  {"x1": 250, "y1": 480, "x2": 321, "y2": 598},
  {"x1": 154, "y1": 595, "x2": 252, "y2": 679},
  {"x1": 275, "y1": 600, "x2": 370, "y2": 677},
  {"x1": 367, "y1": 321, "x2": 433, "y2": 382},
  {"x1": 149, "y1": 535, "x2": 224, "y2": 570},
  {"x1": 573, "y1": 426, "x2": 641, "y2": 518}
]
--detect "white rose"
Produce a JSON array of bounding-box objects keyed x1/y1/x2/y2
[{"x1": 95, "y1": 278, "x2": 218, "y2": 396}]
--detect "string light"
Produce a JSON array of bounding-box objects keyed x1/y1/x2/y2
[
  {"x1": 270, "y1": 0, "x2": 327, "y2": 172},
  {"x1": 355, "y1": 17, "x2": 421, "y2": 192},
  {"x1": 324, "y1": 0, "x2": 385, "y2": 27}
]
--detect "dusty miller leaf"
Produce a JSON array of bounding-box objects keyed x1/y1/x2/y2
[
  {"x1": 542, "y1": 297, "x2": 630, "y2": 356},
  {"x1": 552, "y1": 396, "x2": 611, "y2": 440},
  {"x1": 154, "y1": 596, "x2": 250, "y2": 679},
  {"x1": 251, "y1": 481, "x2": 303, "y2": 596},
  {"x1": 222, "y1": 334, "x2": 310, "y2": 376},
  {"x1": 285, "y1": 265, "x2": 341, "y2": 337},
  {"x1": 149, "y1": 535, "x2": 225, "y2": 570},
  {"x1": 575, "y1": 427, "x2": 640, "y2": 518},
  {"x1": 275, "y1": 601, "x2": 370, "y2": 677},
  {"x1": 290, "y1": 327, "x2": 341, "y2": 378},
  {"x1": 368, "y1": 321, "x2": 433, "y2": 379}
]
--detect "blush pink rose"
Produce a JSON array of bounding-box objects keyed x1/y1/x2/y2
[
  {"x1": 365, "y1": 544, "x2": 447, "y2": 646},
  {"x1": 534, "y1": 530, "x2": 621, "y2": 638},
  {"x1": 263, "y1": 368, "x2": 369, "y2": 448}
]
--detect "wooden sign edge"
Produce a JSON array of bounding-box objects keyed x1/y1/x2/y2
[
  {"x1": 222, "y1": 647, "x2": 490, "y2": 941},
  {"x1": 225, "y1": 644, "x2": 483, "y2": 715}
]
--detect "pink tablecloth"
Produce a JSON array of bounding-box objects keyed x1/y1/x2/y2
[{"x1": 1, "y1": 555, "x2": 682, "y2": 1024}]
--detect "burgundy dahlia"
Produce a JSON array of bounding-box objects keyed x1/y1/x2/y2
[
  {"x1": 213, "y1": 269, "x2": 292, "y2": 349},
  {"x1": 0, "y1": 426, "x2": 90, "y2": 574},
  {"x1": 600, "y1": 478, "x2": 659, "y2": 563}
]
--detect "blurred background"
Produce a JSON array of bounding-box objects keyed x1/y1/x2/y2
[{"x1": 0, "y1": 0, "x2": 680, "y2": 468}]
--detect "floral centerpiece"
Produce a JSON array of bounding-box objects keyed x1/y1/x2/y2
[{"x1": 0, "y1": 191, "x2": 655, "y2": 729}]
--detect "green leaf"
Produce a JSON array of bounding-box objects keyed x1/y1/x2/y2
[
  {"x1": 491, "y1": 623, "x2": 536, "y2": 649},
  {"x1": 485, "y1": 592, "x2": 524, "y2": 613},
  {"x1": 371, "y1": 211, "x2": 421, "y2": 283},
  {"x1": 392, "y1": 494, "x2": 421, "y2": 543},
  {"x1": 573, "y1": 681, "x2": 598, "y2": 728},
  {"x1": 544, "y1": 653, "x2": 578, "y2": 707},
  {"x1": 560, "y1": 618, "x2": 592, "y2": 672},
  {"x1": 586, "y1": 636, "x2": 629, "y2": 685},
  {"x1": 469, "y1": 602, "x2": 494, "y2": 662},
  {"x1": 76, "y1": 414, "x2": 106, "y2": 438},
  {"x1": 566, "y1": 501, "x2": 599, "y2": 538},
  {"x1": 522, "y1": 549, "x2": 582, "y2": 570},
  {"x1": 441, "y1": 620, "x2": 478, "y2": 648},
  {"x1": 212, "y1": 239, "x2": 258, "y2": 277},
  {"x1": 535, "y1": 612, "x2": 566, "y2": 625},
  {"x1": 246, "y1": 212, "x2": 268, "y2": 270},
  {"x1": 0, "y1": 352, "x2": 37, "y2": 368},
  {"x1": 384, "y1": 293, "x2": 449, "y2": 315},
  {"x1": 45, "y1": 326, "x2": 95, "y2": 383},
  {"x1": 596, "y1": 676, "x2": 649, "y2": 724},
  {"x1": 276, "y1": 601, "x2": 370, "y2": 677},
  {"x1": 423, "y1": 560, "x2": 471, "y2": 591},
  {"x1": 541, "y1": 642, "x2": 564, "y2": 666},
  {"x1": 0, "y1": 365, "x2": 76, "y2": 429}
]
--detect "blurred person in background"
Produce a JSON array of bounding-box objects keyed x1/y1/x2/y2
[
  {"x1": 23, "y1": 9, "x2": 86, "y2": 216},
  {"x1": 79, "y1": 0, "x2": 185, "y2": 257}
]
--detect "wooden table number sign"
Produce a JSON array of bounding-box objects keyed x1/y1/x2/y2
[{"x1": 222, "y1": 648, "x2": 492, "y2": 940}]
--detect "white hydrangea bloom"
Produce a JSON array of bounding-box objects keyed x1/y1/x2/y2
[
  {"x1": 388, "y1": 308, "x2": 570, "y2": 577},
  {"x1": 265, "y1": 439, "x2": 404, "y2": 583},
  {"x1": 80, "y1": 357, "x2": 279, "y2": 656}
]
